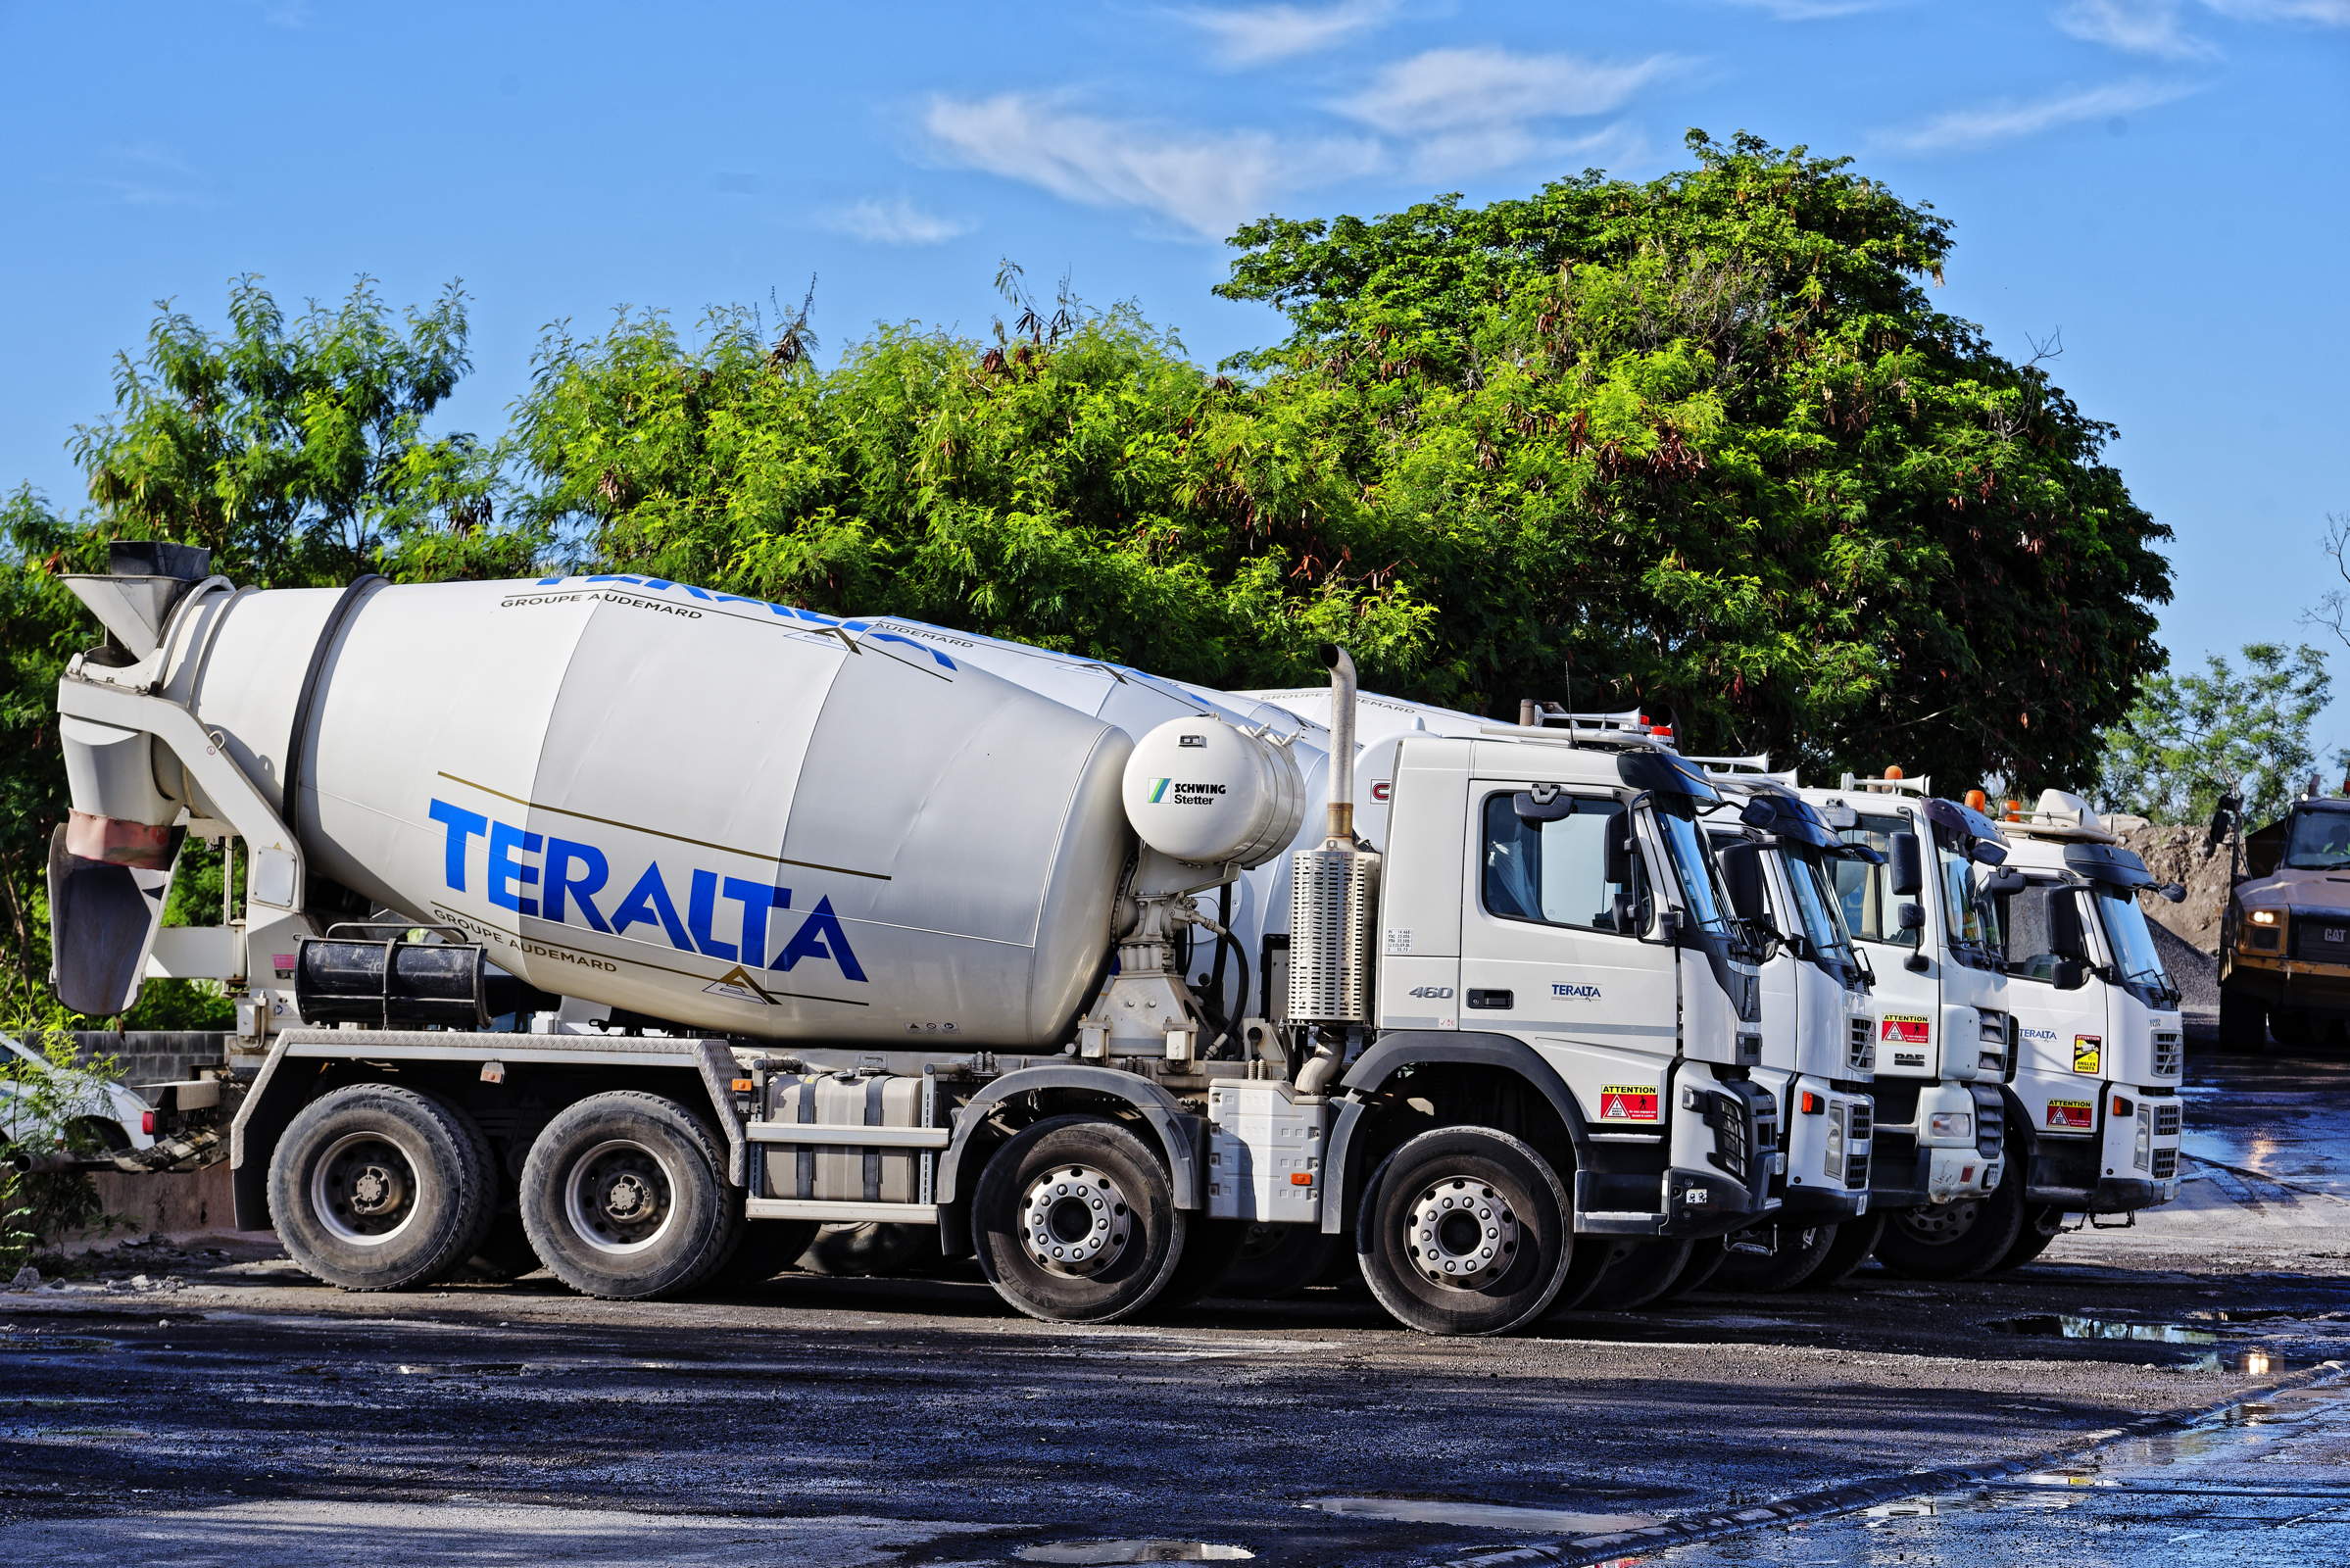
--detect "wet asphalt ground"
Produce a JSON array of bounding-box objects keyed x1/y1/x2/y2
[{"x1": 5, "y1": 1041, "x2": 2348, "y2": 1568}]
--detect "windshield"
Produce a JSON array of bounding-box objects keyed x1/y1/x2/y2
[
  {"x1": 1782, "y1": 847, "x2": 1854, "y2": 964},
  {"x1": 2283, "y1": 808, "x2": 2350, "y2": 870},
  {"x1": 1938, "y1": 844, "x2": 2003, "y2": 956},
  {"x1": 1654, "y1": 805, "x2": 1734, "y2": 937},
  {"x1": 1833, "y1": 811, "x2": 1919, "y2": 949},
  {"x1": 2095, "y1": 884, "x2": 2171, "y2": 991}
]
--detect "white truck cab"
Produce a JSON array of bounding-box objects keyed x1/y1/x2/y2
[
  {"x1": 1803, "y1": 776, "x2": 2019, "y2": 1280},
  {"x1": 1992, "y1": 791, "x2": 2185, "y2": 1256},
  {"x1": 1689, "y1": 768, "x2": 1876, "y2": 1288}
]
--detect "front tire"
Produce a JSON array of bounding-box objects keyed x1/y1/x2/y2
[
  {"x1": 1578, "y1": 1238, "x2": 1695, "y2": 1312},
  {"x1": 268, "y1": 1083, "x2": 496, "y2": 1292},
  {"x1": 519, "y1": 1092, "x2": 740, "y2": 1300},
  {"x1": 1651, "y1": 1236, "x2": 1731, "y2": 1303},
  {"x1": 973, "y1": 1115, "x2": 1189, "y2": 1324},
  {"x1": 1810, "y1": 1212, "x2": 1885, "y2": 1289},
  {"x1": 1710, "y1": 1222, "x2": 1836, "y2": 1294},
  {"x1": 1357, "y1": 1127, "x2": 1574, "y2": 1336},
  {"x1": 1998, "y1": 1204, "x2": 2067, "y2": 1272},
  {"x1": 1874, "y1": 1165, "x2": 2027, "y2": 1282}
]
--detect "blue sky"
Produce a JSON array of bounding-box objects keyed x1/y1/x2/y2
[{"x1": 2, "y1": 0, "x2": 2344, "y2": 752}]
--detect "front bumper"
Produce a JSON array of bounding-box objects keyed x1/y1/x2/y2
[{"x1": 2226, "y1": 951, "x2": 2350, "y2": 1016}]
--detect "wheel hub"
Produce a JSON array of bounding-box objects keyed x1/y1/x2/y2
[
  {"x1": 563, "y1": 1140, "x2": 676, "y2": 1253},
  {"x1": 1903, "y1": 1199, "x2": 1978, "y2": 1243},
  {"x1": 1019, "y1": 1165, "x2": 1130, "y2": 1276},
  {"x1": 1406, "y1": 1175, "x2": 1518, "y2": 1289},
  {"x1": 311, "y1": 1133, "x2": 417, "y2": 1246}
]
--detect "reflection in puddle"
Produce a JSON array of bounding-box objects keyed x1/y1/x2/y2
[
  {"x1": 1307, "y1": 1495, "x2": 1662, "y2": 1533},
  {"x1": 1985, "y1": 1313, "x2": 2220, "y2": 1345},
  {"x1": 1014, "y1": 1544, "x2": 1252, "y2": 1564}
]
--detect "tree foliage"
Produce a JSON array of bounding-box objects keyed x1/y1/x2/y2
[
  {"x1": 2097, "y1": 643, "x2": 2333, "y2": 827},
  {"x1": 1213, "y1": 130, "x2": 2171, "y2": 783}
]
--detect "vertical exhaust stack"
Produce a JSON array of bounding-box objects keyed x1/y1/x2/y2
[{"x1": 1290, "y1": 647, "x2": 1382, "y2": 1085}]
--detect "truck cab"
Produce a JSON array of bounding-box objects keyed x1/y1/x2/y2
[
  {"x1": 1803, "y1": 777, "x2": 2019, "y2": 1280},
  {"x1": 2220, "y1": 794, "x2": 2350, "y2": 1049},
  {"x1": 1689, "y1": 769, "x2": 1876, "y2": 1285},
  {"x1": 1995, "y1": 792, "x2": 2184, "y2": 1249}
]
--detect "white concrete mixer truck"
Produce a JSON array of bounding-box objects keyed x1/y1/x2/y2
[{"x1": 46, "y1": 546, "x2": 1784, "y2": 1334}]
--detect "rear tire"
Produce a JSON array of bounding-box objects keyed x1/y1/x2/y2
[
  {"x1": 1874, "y1": 1164, "x2": 2027, "y2": 1282},
  {"x1": 1578, "y1": 1238, "x2": 1696, "y2": 1311},
  {"x1": 1710, "y1": 1222, "x2": 1836, "y2": 1294},
  {"x1": 2218, "y1": 981, "x2": 2267, "y2": 1053},
  {"x1": 268, "y1": 1083, "x2": 496, "y2": 1293},
  {"x1": 520, "y1": 1092, "x2": 740, "y2": 1300},
  {"x1": 2268, "y1": 1008, "x2": 2323, "y2": 1051},
  {"x1": 973, "y1": 1115, "x2": 1189, "y2": 1324},
  {"x1": 1810, "y1": 1212, "x2": 1886, "y2": 1289},
  {"x1": 1998, "y1": 1204, "x2": 2067, "y2": 1272},
  {"x1": 1358, "y1": 1127, "x2": 1574, "y2": 1335}
]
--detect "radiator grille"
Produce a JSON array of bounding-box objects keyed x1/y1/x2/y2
[
  {"x1": 2154, "y1": 1102, "x2": 2181, "y2": 1137},
  {"x1": 2150, "y1": 1030, "x2": 2183, "y2": 1079},
  {"x1": 1973, "y1": 1087, "x2": 2005, "y2": 1160},
  {"x1": 1848, "y1": 1015, "x2": 1876, "y2": 1074},
  {"x1": 2290, "y1": 915, "x2": 2350, "y2": 961},
  {"x1": 2151, "y1": 1147, "x2": 2179, "y2": 1179},
  {"x1": 1844, "y1": 1099, "x2": 1873, "y2": 1190}
]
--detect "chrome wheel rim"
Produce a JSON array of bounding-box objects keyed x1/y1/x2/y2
[
  {"x1": 1406, "y1": 1173, "x2": 1519, "y2": 1289},
  {"x1": 1019, "y1": 1164, "x2": 1131, "y2": 1276}
]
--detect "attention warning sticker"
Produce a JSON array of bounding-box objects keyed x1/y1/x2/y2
[
  {"x1": 2072, "y1": 1035, "x2": 2102, "y2": 1075},
  {"x1": 1599, "y1": 1085, "x2": 1660, "y2": 1122},
  {"x1": 2046, "y1": 1099, "x2": 2094, "y2": 1130},
  {"x1": 1881, "y1": 1014, "x2": 1930, "y2": 1046}
]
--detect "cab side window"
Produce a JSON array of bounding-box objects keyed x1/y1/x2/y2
[
  {"x1": 2001, "y1": 884, "x2": 2066, "y2": 983},
  {"x1": 1834, "y1": 815, "x2": 1920, "y2": 950},
  {"x1": 1482, "y1": 794, "x2": 1646, "y2": 933}
]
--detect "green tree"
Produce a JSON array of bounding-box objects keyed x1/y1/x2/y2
[
  {"x1": 2097, "y1": 643, "x2": 2331, "y2": 826},
  {"x1": 0, "y1": 277, "x2": 533, "y2": 1023},
  {"x1": 1216, "y1": 129, "x2": 2172, "y2": 784}
]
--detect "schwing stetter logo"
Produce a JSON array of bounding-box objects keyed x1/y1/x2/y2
[{"x1": 1148, "y1": 779, "x2": 1227, "y2": 806}]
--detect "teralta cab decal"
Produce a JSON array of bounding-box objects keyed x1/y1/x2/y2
[{"x1": 428, "y1": 799, "x2": 866, "y2": 985}]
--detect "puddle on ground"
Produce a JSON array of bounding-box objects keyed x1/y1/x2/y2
[
  {"x1": 1984, "y1": 1314, "x2": 2310, "y2": 1375},
  {"x1": 1306, "y1": 1495, "x2": 1662, "y2": 1534},
  {"x1": 393, "y1": 1362, "x2": 529, "y2": 1376},
  {"x1": 1013, "y1": 1543, "x2": 1252, "y2": 1564}
]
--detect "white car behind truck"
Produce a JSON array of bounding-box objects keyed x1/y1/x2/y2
[
  {"x1": 1990, "y1": 790, "x2": 2186, "y2": 1263},
  {"x1": 43, "y1": 545, "x2": 1783, "y2": 1335}
]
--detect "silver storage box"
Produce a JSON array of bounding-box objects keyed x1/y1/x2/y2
[{"x1": 762, "y1": 1072, "x2": 930, "y2": 1203}]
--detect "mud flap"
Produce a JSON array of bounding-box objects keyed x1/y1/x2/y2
[{"x1": 47, "y1": 821, "x2": 175, "y2": 1016}]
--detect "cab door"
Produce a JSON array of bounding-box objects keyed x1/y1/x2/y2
[
  {"x1": 1457, "y1": 782, "x2": 1681, "y2": 1127},
  {"x1": 2002, "y1": 878, "x2": 2109, "y2": 1145}
]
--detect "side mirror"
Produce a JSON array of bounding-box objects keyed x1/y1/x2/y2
[
  {"x1": 1889, "y1": 831, "x2": 1924, "y2": 897},
  {"x1": 1612, "y1": 889, "x2": 1644, "y2": 932},
  {"x1": 1657, "y1": 907, "x2": 1684, "y2": 945},
  {"x1": 1896, "y1": 901, "x2": 1927, "y2": 931},
  {"x1": 1738, "y1": 797, "x2": 1777, "y2": 830},
  {"x1": 2051, "y1": 956, "x2": 2088, "y2": 991},
  {"x1": 1970, "y1": 840, "x2": 2010, "y2": 867},
  {"x1": 1718, "y1": 842, "x2": 1768, "y2": 924},
  {"x1": 1514, "y1": 785, "x2": 1578, "y2": 823},
  {"x1": 1603, "y1": 816, "x2": 1634, "y2": 887},
  {"x1": 1983, "y1": 866, "x2": 2028, "y2": 897},
  {"x1": 2159, "y1": 882, "x2": 2187, "y2": 904},
  {"x1": 2048, "y1": 889, "x2": 2090, "y2": 959}
]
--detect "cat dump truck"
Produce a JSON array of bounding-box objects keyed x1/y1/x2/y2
[
  {"x1": 2218, "y1": 788, "x2": 2350, "y2": 1050},
  {"x1": 1688, "y1": 764, "x2": 1881, "y2": 1294},
  {"x1": 1802, "y1": 776, "x2": 2018, "y2": 1280},
  {"x1": 1994, "y1": 791, "x2": 2185, "y2": 1260},
  {"x1": 46, "y1": 548, "x2": 1781, "y2": 1335}
]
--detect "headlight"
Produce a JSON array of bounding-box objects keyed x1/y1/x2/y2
[
  {"x1": 2249, "y1": 908, "x2": 2280, "y2": 926},
  {"x1": 1928, "y1": 1110, "x2": 1974, "y2": 1140}
]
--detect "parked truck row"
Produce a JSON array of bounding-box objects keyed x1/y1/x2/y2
[{"x1": 39, "y1": 545, "x2": 2185, "y2": 1333}]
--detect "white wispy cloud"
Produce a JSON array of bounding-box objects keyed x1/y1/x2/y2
[
  {"x1": 922, "y1": 93, "x2": 1383, "y2": 238},
  {"x1": 1712, "y1": 0, "x2": 1901, "y2": 19},
  {"x1": 1170, "y1": 0, "x2": 1397, "y2": 67},
  {"x1": 1403, "y1": 122, "x2": 1652, "y2": 183},
  {"x1": 822, "y1": 196, "x2": 975, "y2": 246},
  {"x1": 2057, "y1": 0, "x2": 2219, "y2": 57},
  {"x1": 88, "y1": 143, "x2": 209, "y2": 207},
  {"x1": 1332, "y1": 46, "x2": 1681, "y2": 134},
  {"x1": 2197, "y1": 0, "x2": 2350, "y2": 22},
  {"x1": 1867, "y1": 76, "x2": 2202, "y2": 154}
]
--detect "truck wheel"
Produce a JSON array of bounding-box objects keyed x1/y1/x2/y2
[
  {"x1": 1578, "y1": 1239, "x2": 1696, "y2": 1311},
  {"x1": 2268, "y1": 1008, "x2": 2322, "y2": 1050},
  {"x1": 1711, "y1": 1223, "x2": 1836, "y2": 1294},
  {"x1": 711, "y1": 1219, "x2": 820, "y2": 1287},
  {"x1": 973, "y1": 1114, "x2": 1190, "y2": 1324},
  {"x1": 1651, "y1": 1236, "x2": 1731, "y2": 1303},
  {"x1": 1188, "y1": 1221, "x2": 1338, "y2": 1301},
  {"x1": 2218, "y1": 983, "x2": 2267, "y2": 1053},
  {"x1": 1874, "y1": 1166, "x2": 2027, "y2": 1282},
  {"x1": 268, "y1": 1083, "x2": 496, "y2": 1292},
  {"x1": 1810, "y1": 1213, "x2": 1886, "y2": 1289},
  {"x1": 1997, "y1": 1205, "x2": 2067, "y2": 1272},
  {"x1": 1358, "y1": 1127, "x2": 1574, "y2": 1335},
  {"x1": 519, "y1": 1092, "x2": 740, "y2": 1300}
]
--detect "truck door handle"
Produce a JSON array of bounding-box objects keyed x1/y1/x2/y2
[{"x1": 1466, "y1": 989, "x2": 1512, "y2": 1009}]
